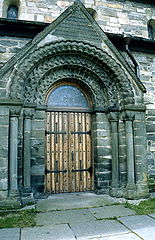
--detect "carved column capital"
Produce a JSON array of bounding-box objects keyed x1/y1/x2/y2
[
  {"x1": 108, "y1": 112, "x2": 119, "y2": 122},
  {"x1": 10, "y1": 107, "x2": 21, "y2": 117},
  {"x1": 24, "y1": 109, "x2": 34, "y2": 119},
  {"x1": 122, "y1": 111, "x2": 135, "y2": 121}
]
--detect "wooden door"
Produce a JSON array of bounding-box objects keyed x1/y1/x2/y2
[{"x1": 46, "y1": 111, "x2": 93, "y2": 193}]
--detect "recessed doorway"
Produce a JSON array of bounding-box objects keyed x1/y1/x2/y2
[{"x1": 45, "y1": 84, "x2": 93, "y2": 193}]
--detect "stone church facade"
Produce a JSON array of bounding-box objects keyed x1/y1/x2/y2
[{"x1": 0, "y1": 0, "x2": 155, "y2": 206}]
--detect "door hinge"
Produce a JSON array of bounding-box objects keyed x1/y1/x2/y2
[
  {"x1": 71, "y1": 130, "x2": 91, "y2": 135},
  {"x1": 45, "y1": 131, "x2": 66, "y2": 135},
  {"x1": 71, "y1": 166, "x2": 92, "y2": 173},
  {"x1": 45, "y1": 169, "x2": 67, "y2": 174}
]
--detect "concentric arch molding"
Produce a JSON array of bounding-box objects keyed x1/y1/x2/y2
[{"x1": 9, "y1": 40, "x2": 134, "y2": 106}]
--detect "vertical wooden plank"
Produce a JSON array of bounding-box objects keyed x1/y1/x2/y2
[
  {"x1": 55, "y1": 112, "x2": 59, "y2": 193},
  {"x1": 86, "y1": 113, "x2": 92, "y2": 190},
  {"x1": 75, "y1": 112, "x2": 79, "y2": 192},
  {"x1": 63, "y1": 112, "x2": 68, "y2": 192},
  {"x1": 51, "y1": 112, "x2": 55, "y2": 193},
  {"x1": 46, "y1": 112, "x2": 51, "y2": 193},
  {"x1": 78, "y1": 113, "x2": 83, "y2": 192},
  {"x1": 59, "y1": 112, "x2": 63, "y2": 193},
  {"x1": 68, "y1": 112, "x2": 76, "y2": 192},
  {"x1": 82, "y1": 113, "x2": 86, "y2": 191}
]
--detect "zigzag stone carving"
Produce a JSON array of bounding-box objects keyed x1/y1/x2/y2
[{"x1": 9, "y1": 40, "x2": 134, "y2": 106}]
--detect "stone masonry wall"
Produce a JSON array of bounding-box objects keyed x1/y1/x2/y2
[
  {"x1": 133, "y1": 52, "x2": 155, "y2": 189},
  {"x1": 0, "y1": 0, "x2": 154, "y2": 38},
  {"x1": 31, "y1": 110, "x2": 45, "y2": 194},
  {"x1": 0, "y1": 107, "x2": 9, "y2": 199},
  {"x1": 0, "y1": 0, "x2": 155, "y2": 191},
  {"x1": 0, "y1": 36, "x2": 30, "y2": 68}
]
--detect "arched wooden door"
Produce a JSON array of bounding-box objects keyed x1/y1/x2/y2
[{"x1": 45, "y1": 84, "x2": 93, "y2": 193}]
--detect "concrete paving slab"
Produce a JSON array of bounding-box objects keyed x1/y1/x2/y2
[
  {"x1": 0, "y1": 228, "x2": 20, "y2": 240},
  {"x1": 118, "y1": 215, "x2": 155, "y2": 240},
  {"x1": 70, "y1": 219, "x2": 129, "y2": 239},
  {"x1": 21, "y1": 225, "x2": 76, "y2": 240},
  {"x1": 85, "y1": 232, "x2": 141, "y2": 240},
  {"x1": 90, "y1": 205, "x2": 136, "y2": 219},
  {"x1": 37, "y1": 209, "x2": 96, "y2": 225},
  {"x1": 148, "y1": 213, "x2": 155, "y2": 218},
  {"x1": 36, "y1": 193, "x2": 116, "y2": 211}
]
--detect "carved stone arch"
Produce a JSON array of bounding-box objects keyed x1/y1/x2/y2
[
  {"x1": 9, "y1": 40, "x2": 134, "y2": 106},
  {"x1": 24, "y1": 57, "x2": 118, "y2": 108},
  {"x1": 34, "y1": 68, "x2": 111, "y2": 108}
]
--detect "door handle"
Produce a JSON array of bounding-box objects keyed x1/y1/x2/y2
[{"x1": 71, "y1": 151, "x2": 74, "y2": 161}]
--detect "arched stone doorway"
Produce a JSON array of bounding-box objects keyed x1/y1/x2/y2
[
  {"x1": 4, "y1": 40, "x2": 149, "y2": 200},
  {"x1": 45, "y1": 83, "x2": 93, "y2": 193}
]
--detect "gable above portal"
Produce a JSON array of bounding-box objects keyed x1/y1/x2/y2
[{"x1": 0, "y1": 0, "x2": 145, "y2": 98}]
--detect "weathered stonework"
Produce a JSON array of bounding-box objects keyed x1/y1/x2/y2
[{"x1": 0, "y1": 0, "x2": 154, "y2": 205}]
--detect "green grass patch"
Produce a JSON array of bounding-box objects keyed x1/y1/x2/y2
[
  {"x1": 0, "y1": 210, "x2": 37, "y2": 228},
  {"x1": 126, "y1": 197, "x2": 155, "y2": 215}
]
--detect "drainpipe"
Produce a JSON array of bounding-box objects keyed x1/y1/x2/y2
[{"x1": 123, "y1": 34, "x2": 140, "y2": 79}]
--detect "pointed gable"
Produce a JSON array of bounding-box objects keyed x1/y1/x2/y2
[
  {"x1": 49, "y1": 2, "x2": 102, "y2": 45},
  {"x1": 36, "y1": 0, "x2": 106, "y2": 48},
  {"x1": 0, "y1": 0, "x2": 145, "y2": 93}
]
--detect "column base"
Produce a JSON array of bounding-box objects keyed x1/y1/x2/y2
[
  {"x1": 135, "y1": 183, "x2": 150, "y2": 199},
  {"x1": 20, "y1": 187, "x2": 35, "y2": 206},
  {"x1": 0, "y1": 194, "x2": 21, "y2": 209},
  {"x1": 124, "y1": 183, "x2": 137, "y2": 199},
  {"x1": 124, "y1": 183, "x2": 150, "y2": 199},
  {"x1": 9, "y1": 189, "x2": 20, "y2": 198},
  {"x1": 0, "y1": 190, "x2": 8, "y2": 199},
  {"x1": 109, "y1": 187, "x2": 124, "y2": 198}
]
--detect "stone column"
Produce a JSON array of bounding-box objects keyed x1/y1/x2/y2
[
  {"x1": 23, "y1": 109, "x2": 34, "y2": 190},
  {"x1": 108, "y1": 112, "x2": 120, "y2": 196},
  {"x1": 123, "y1": 111, "x2": 136, "y2": 199},
  {"x1": 9, "y1": 108, "x2": 20, "y2": 197}
]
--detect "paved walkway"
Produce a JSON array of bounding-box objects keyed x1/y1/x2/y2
[{"x1": 0, "y1": 193, "x2": 155, "y2": 240}]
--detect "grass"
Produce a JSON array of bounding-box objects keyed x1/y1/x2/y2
[
  {"x1": 126, "y1": 197, "x2": 155, "y2": 215},
  {"x1": 0, "y1": 210, "x2": 37, "y2": 228}
]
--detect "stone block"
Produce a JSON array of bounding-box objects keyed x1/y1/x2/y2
[
  {"x1": 70, "y1": 219, "x2": 129, "y2": 239},
  {"x1": 90, "y1": 205, "x2": 135, "y2": 219},
  {"x1": 0, "y1": 228, "x2": 20, "y2": 240},
  {"x1": 0, "y1": 147, "x2": 8, "y2": 158},
  {"x1": 21, "y1": 225, "x2": 76, "y2": 240},
  {"x1": 95, "y1": 113, "x2": 108, "y2": 122},
  {"x1": 94, "y1": 146, "x2": 111, "y2": 157},
  {"x1": 96, "y1": 172, "x2": 111, "y2": 181},
  {"x1": 31, "y1": 130, "x2": 45, "y2": 138},
  {"x1": 134, "y1": 136, "x2": 146, "y2": 145},
  {"x1": 0, "y1": 126, "x2": 9, "y2": 137},
  {"x1": 95, "y1": 130, "x2": 111, "y2": 137},
  {"x1": 95, "y1": 163, "x2": 112, "y2": 172},
  {"x1": 35, "y1": 110, "x2": 46, "y2": 119},
  {"x1": 94, "y1": 138, "x2": 111, "y2": 147},
  {"x1": 0, "y1": 40, "x2": 18, "y2": 47},
  {"x1": 31, "y1": 164, "x2": 45, "y2": 175},
  {"x1": 94, "y1": 122, "x2": 110, "y2": 130},
  {"x1": 118, "y1": 215, "x2": 155, "y2": 240},
  {"x1": 31, "y1": 176, "x2": 44, "y2": 192},
  {"x1": 0, "y1": 178, "x2": 8, "y2": 190},
  {"x1": 134, "y1": 145, "x2": 146, "y2": 156},
  {"x1": 134, "y1": 126, "x2": 146, "y2": 137},
  {"x1": 31, "y1": 156, "x2": 44, "y2": 165},
  {"x1": 146, "y1": 124, "x2": 155, "y2": 133},
  {"x1": 0, "y1": 107, "x2": 9, "y2": 115},
  {"x1": 32, "y1": 120, "x2": 45, "y2": 130},
  {"x1": 37, "y1": 208, "x2": 96, "y2": 225}
]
